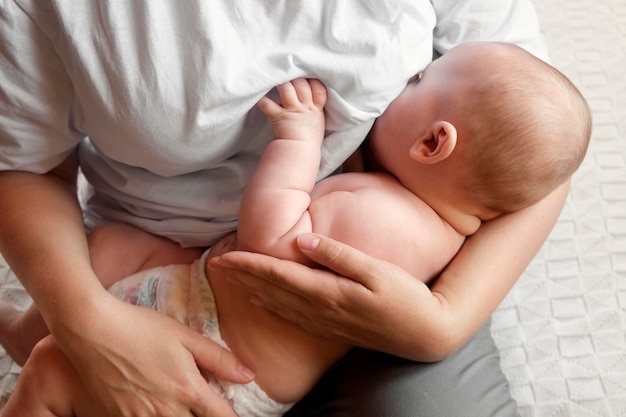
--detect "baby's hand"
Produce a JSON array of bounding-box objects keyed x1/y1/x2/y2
[{"x1": 258, "y1": 78, "x2": 327, "y2": 142}]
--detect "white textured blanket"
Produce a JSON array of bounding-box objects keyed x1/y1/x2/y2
[
  {"x1": 489, "y1": 0, "x2": 626, "y2": 415},
  {"x1": 1, "y1": 0, "x2": 625, "y2": 415}
]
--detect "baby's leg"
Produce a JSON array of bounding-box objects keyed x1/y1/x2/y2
[
  {"x1": 0, "y1": 223, "x2": 203, "y2": 365},
  {"x1": 1, "y1": 337, "x2": 98, "y2": 417},
  {"x1": 86, "y1": 222, "x2": 204, "y2": 287},
  {"x1": 0, "y1": 303, "x2": 47, "y2": 366}
]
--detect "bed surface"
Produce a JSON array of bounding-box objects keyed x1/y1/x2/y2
[
  {"x1": 1, "y1": 0, "x2": 625, "y2": 414},
  {"x1": 489, "y1": 0, "x2": 626, "y2": 415}
]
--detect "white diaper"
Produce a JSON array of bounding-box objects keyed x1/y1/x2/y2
[{"x1": 107, "y1": 250, "x2": 294, "y2": 417}]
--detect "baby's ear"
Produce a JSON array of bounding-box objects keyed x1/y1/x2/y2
[{"x1": 409, "y1": 121, "x2": 457, "y2": 164}]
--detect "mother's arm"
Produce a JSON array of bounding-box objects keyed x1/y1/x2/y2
[
  {"x1": 208, "y1": 181, "x2": 569, "y2": 362},
  {"x1": 0, "y1": 159, "x2": 250, "y2": 417}
]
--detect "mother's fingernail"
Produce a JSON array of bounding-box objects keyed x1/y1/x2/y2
[
  {"x1": 238, "y1": 364, "x2": 256, "y2": 381},
  {"x1": 209, "y1": 256, "x2": 230, "y2": 269},
  {"x1": 298, "y1": 233, "x2": 320, "y2": 250}
]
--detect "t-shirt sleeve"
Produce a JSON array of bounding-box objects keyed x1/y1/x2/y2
[
  {"x1": 430, "y1": 0, "x2": 550, "y2": 62},
  {"x1": 0, "y1": 2, "x2": 84, "y2": 174}
]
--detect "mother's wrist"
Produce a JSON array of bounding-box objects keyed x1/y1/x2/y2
[{"x1": 45, "y1": 283, "x2": 115, "y2": 344}]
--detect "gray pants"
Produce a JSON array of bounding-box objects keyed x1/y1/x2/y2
[{"x1": 287, "y1": 320, "x2": 519, "y2": 417}]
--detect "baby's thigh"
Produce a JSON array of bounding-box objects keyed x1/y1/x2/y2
[
  {"x1": 4, "y1": 337, "x2": 93, "y2": 417},
  {"x1": 87, "y1": 223, "x2": 202, "y2": 287}
]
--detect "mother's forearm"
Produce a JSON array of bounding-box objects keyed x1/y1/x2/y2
[
  {"x1": 423, "y1": 181, "x2": 571, "y2": 357},
  {"x1": 365, "y1": 181, "x2": 571, "y2": 362},
  {"x1": 0, "y1": 168, "x2": 105, "y2": 335},
  {"x1": 208, "y1": 181, "x2": 569, "y2": 364}
]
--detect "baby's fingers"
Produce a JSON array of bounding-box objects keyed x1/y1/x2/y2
[
  {"x1": 257, "y1": 96, "x2": 283, "y2": 118},
  {"x1": 275, "y1": 80, "x2": 303, "y2": 107},
  {"x1": 307, "y1": 79, "x2": 327, "y2": 109}
]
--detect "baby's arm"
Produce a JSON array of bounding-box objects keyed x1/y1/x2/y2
[{"x1": 238, "y1": 79, "x2": 327, "y2": 263}]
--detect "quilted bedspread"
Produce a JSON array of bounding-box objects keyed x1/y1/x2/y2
[
  {"x1": 1, "y1": 0, "x2": 625, "y2": 415},
  {"x1": 488, "y1": 0, "x2": 626, "y2": 415}
]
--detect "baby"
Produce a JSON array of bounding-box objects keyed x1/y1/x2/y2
[{"x1": 0, "y1": 41, "x2": 591, "y2": 417}]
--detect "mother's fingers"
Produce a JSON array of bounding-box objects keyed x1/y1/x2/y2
[
  {"x1": 182, "y1": 325, "x2": 255, "y2": 384},
  {"x1": 207, "y1": 251, "x2": 364, "y2": 341},
  {"x1": 208, "y1": 249, "x2": 343, "y2": 300},
  {"x1": 296, "y1": 233, "x2": 400, "y2": 291},
  {"x1": 189, "y1": 380, "x2": 240, "y2": 417}
]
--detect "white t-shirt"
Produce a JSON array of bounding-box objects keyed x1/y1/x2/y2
[{"x1": 0, "y1": 0, "x2": 548, "y2": 247}]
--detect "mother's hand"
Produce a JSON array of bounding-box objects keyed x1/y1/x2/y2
[
  {"x1": 207, "y1": 233, "x2": 440, "y2": 361},
  {"x1": 57, "y1": 295, "x2": 253, "y2": 417},
  {"x1": 4, "y1": 333, "x2": 238, "y2": 417}
]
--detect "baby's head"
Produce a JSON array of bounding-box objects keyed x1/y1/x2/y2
[
  {"x1": 369, "y1": 41, "x2": 591, "y2": 231},
  {"x1": 442, "y1": 42, "x2": 591, "y2": 213}
]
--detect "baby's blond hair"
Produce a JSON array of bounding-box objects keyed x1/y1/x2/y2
[{"x1": 453, "y1": 44, "x2": 591, "y2": 212}]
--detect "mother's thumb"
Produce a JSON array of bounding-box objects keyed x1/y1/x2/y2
[{"x1": 296, "y1": 233, "x2": 373, "y2": 280}]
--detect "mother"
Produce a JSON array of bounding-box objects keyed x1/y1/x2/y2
[{"x1": 0, "y1": 0, "x2": 566, "y2": 416}]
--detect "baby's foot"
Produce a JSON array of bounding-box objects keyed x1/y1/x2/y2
[{"x1": 0, "y1": 302, "x2": 31, "y2": 366}]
